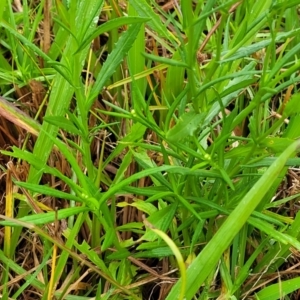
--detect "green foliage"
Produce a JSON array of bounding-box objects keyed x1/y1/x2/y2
[{"x1": 1, "y1": 0, "x2": 300, "y2": 299}]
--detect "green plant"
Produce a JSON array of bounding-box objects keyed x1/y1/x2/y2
[{"x1": 1, "y1": 1, "x2": 300, "y2": 299}]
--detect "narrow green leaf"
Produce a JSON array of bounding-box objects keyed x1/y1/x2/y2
[
  {"x1": 284, "y1": 94, "x2": 300, "y2": 117},
  {"x1": 54, "y1": 0, "x2": 70, "y2": 27},
  {"x1": 99, "y1": 165, "x2": 223, "y2": 206},
  {"x1": 1, "y1": 147, "x2": 82, "y2": 195},
  {"x1": 259, "y1": 137, "x2": 295, "y2": 153},
  {"x1": 113, "y1": 151, "x2": 133, "y2": 185},
  {"x1": 0, "y1": 249, "x2": 45, "y2": 291},
  {"x1": 243, "y1": 157, "x2": 300, "y2": 167},
  {"x1": 76, "y1": 16, "x2": 149, "y2": 53},
  {"x1": 0, "y1": 206, "x2": 89, "y2": 226},
  {"x1": 74, "y1": 240, "x2": 110, "y2": 274},
  {"x1": 129, "y1": 0, "x2": 177, "y2": 43},
  {"x1": 266, "y1": 41, "x2": 300, "y2": 83},
  {"x1": 12, "y1": 250, "x2": 51, "y2": 299},
  {"x1": 104, "y1": 122, "x2": 146, "y2": 170},
  {"x1": 43, "y1": 116, "x2": 82, "y2": 136},
  {"x1": 133, "y1": 247, "x2": 174, "y2": 258},
  {"x1": 15, "y1": 181, "x2": 83, "y2": 202},
  {"x1": 222, "y1": 28, "x2": 300, "y2": 62},
  {"x1": 117, "y1": 200, "x2": 157, "y2": 215},
  {"x1": 142, "y1": 203, "x2": 177, "y2": 241},
  {"x1": 256, "y1": 277, "x2": 300, "y2": 300},
  {"x1": 39, "y1": 128, "x2": 90, "y2": 192},
  {"x1": 166, "y1": 139, "x2": 300, "y2": 300},
  {"x1": 87, "y1": 23, "x2": 143, "y2": 109},
  {"x1": 166, "y1": 111, "x2": 205, "y2": 142},
  {"x1": 132, "y1": 149, "x2": 172, "y2": 188},
  {"x1": 273, "y1": 0, "x2": 300, "y2": 11},
  {"x1": 142, "y1": 52, "x2": 189, "y2": 68},
  {"x1": 27, "y1": 0, "x2": 103, "y2": 185},
  {"x1": 128, "y1": 4, "x2": 147, "y2": 97},
  {"x1": 0, "y1": 20, "x2": 72, "y2": 84},
  {"x1": 248, "y1": 217, "x2": 300, "y2": 249},
  {"x1": 101, "y1": 227, "x2": 115, "y2": 252}
]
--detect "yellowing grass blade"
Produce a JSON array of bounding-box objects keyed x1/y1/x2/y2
[{"x1": 0, "y1": 96, "x2": 40, "y2": 136}]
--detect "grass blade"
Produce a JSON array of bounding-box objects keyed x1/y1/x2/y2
[{"x1": 166, "y1": 139, "x2": 300, "y2": 300}]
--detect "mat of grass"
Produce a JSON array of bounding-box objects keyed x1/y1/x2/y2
[{"x1": 1, "y1": 1, "x2": 300, "y2": 299}]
